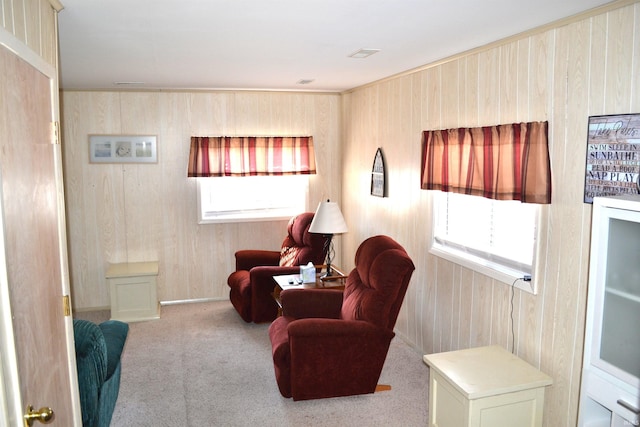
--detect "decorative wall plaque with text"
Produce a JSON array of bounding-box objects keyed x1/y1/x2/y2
[{"x1": 583, "y1": 114, "x2": 640, "y2": 203}]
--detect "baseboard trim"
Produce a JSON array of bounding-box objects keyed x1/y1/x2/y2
[
  {"x1": 73, "y1": 305, "x2": 110, "y2": 313},
  {"x1": 160, "y1": 297, "x2": 226, "y2": 306},
  {"x1": 72, "y1": 297, "x2": 227, "y2": 313}
]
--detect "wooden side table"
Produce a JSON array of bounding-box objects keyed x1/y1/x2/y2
[
  {"x1": 423, "y1": 345, "x2": 553, "y2": 427},
  {"x1": 272, "y1": 266, "x2": 346, "y2": 315},
  {"x1": 106, "y1": 261, "x2": 160, "y2": 322}
]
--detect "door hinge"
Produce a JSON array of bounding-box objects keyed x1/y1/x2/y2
[
  {"x1": 50, "y1": 121, "x2": 60, "y2": 145},
  {"x1": 62, "y1": 295, "x2": 71, "y2": 317}
]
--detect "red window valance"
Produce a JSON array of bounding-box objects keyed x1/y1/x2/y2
[
  {"x1": 188, "y1": 136, "x2": 316, "y2": 177},
  {"x1": 421, "y1": 122, "x2": 552, "y2": 204}
]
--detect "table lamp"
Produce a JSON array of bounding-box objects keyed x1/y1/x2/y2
[{"x1": 308, "y1": 199, "x2": 348, "y2": 277}]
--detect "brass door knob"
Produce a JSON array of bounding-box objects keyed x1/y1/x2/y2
[{"x1": 24, "y1": 405, "x2": 54, "y2": 427}]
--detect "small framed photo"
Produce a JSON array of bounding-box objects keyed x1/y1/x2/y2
[{"x1": 89, "y1": 135, "x2": 158, "y2": 164}]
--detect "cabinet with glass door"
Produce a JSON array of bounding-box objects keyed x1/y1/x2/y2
[{"x1": 578, "y1": 195, "x2": 640, "y2": 427}]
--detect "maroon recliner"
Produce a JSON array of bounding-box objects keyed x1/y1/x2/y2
[
  {"x1": 268, "y1": 235, "x2": 415, "y2": 400},
  {"x1": 227, "y1": 212, "x2": 326, "y2": 323}
]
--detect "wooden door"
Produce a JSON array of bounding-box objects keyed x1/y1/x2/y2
[{"x1": 0, "y1": 44, "x2": 74, "y2": 425}]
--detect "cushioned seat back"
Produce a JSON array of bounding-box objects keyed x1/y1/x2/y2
[
  {"x1": 340, "y1": 235, "x2": 415, "y2": 330},
  {"x1": 279, "y1": 212, "x2": 326, "y2": 267}
]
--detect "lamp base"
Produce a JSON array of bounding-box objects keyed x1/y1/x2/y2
[
  {"x1": 322, "y1": 234, "x2": 335, "y2": 278},
  {"x1": 320, "y1": 265, "x2": 333, "y2": 279}
]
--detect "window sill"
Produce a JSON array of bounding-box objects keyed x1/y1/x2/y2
[
  {"x1": 429, "y1": 245, "x2": 537, "y2": 294},
  {"x1": 198, "y1": 213, "x2": 293, "y2": 224}
]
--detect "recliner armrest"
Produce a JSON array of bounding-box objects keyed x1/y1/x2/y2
[
  {"x1": 249, "y1": 264, "x2": 300, "y2": 278},
  {"x1": 98, "y1": 320, "x2": 129, "y2": 380},
  {"x1": 249, "y1": 265, "x2": 301, "y2": 296},
  {"x1": 246, "y1": 265, "x2": 301, "y2": 322},
  {"x1": 235, "y1": 249, "x2": 281, "y2": 271},
  {"x1": 73, "y1": 319, "x2": 108, "y2": 427},
  {"x1": 281, "y1": 289, "x2": 343, "y2": 319},
  {"x1": 287, "y1": 317, "x2": 392, "y2": 340}
]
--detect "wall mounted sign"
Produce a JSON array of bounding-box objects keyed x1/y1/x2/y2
[
  {"x1": 583, "y1": 114, "x2": 640, "y2": 203},
  {"x1": 371, "y1": 147, "x2": 387, "y2": 197},
  {"x1": 89, "y1": 135, "x2": 158, "y2": 164}
]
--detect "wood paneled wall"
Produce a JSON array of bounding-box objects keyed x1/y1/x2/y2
[
  {"x1": 60, "y1": 2, "x2": 638, "y2": 425},
  {"x1": 61, "y1": 91, "x2": 342, "y2": 309},
  {"x1": 341, "y1": 2, "x2": 639, "y2": 426},
  {"x1": 0, "y1": 0, "x2": 60, "y2": 66}
]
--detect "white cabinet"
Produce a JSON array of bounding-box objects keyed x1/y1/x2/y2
[
  {"x1": 106, "y1": 262, "x2": 160, "y2": 322},
  {"x1": 579, "y1": 195, "x2": 640, "y2": 427},
  {"x1": 423, "y1": 345, "x2": 552, "y2": 427}
]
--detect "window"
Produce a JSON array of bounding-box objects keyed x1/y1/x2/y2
[
  {"x1": 197, "y1": 175, "x2": 308, "y2": 224},
  {"x1": 431, "y1": 192, "x2": 539, "y2": 292}
]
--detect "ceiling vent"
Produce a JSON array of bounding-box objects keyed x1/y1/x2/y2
[{"x1": 348, "y1": 48, "x2": 380, "y2": 59}]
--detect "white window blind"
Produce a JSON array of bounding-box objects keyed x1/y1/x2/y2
[
  {"x1": 197, "y1": 175, "x2": 308, "y2": 224},
  {"x1": 432, "y1": 192, "x2": 538, "y2": 287}
]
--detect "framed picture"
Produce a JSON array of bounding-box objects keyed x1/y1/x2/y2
[
  {"x1": 583, "y1": 114, "x2": 640, "y2": 203},
  {"x1": 371, "y1": 147, "x2": 387, "y2": 197},
  {"x1": 89, "y1": 135, "x2": 158, "y2": 164}
]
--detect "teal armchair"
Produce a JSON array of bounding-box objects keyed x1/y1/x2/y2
[{"x1": 73, "y1": 319, "x2": 129, "y2": 427}]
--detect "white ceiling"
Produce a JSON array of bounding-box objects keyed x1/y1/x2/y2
[{"x1": 57, "y1": 0, "x2": 613, "y2": 92}]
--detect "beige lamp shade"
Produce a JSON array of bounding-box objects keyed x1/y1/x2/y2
[{"x1": 309, "y1": 200, "x2": 348, "y2": 234}]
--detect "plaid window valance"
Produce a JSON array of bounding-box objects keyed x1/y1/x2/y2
[
  {"x1": 421, "y1": 122, "x2": 552, "y2": 204},
  {"x1": 188, "y1": 136, "x2": 316, "y2": 177}
]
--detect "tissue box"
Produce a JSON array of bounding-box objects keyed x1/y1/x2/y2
[{"x1": 300, "y1": 262, "x2": 316, "y2": 283}]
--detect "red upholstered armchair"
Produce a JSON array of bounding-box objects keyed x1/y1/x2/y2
[
  {"x1": 227, "y1": 212, "x2": 326, "y2": 323},
  {"x1": 268, "y1": 235, "x2": 415, "y2": 400}
]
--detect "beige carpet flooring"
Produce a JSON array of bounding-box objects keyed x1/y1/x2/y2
[{"x1": 77, "y1": 300, "x2": 429, "y2": 426}]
